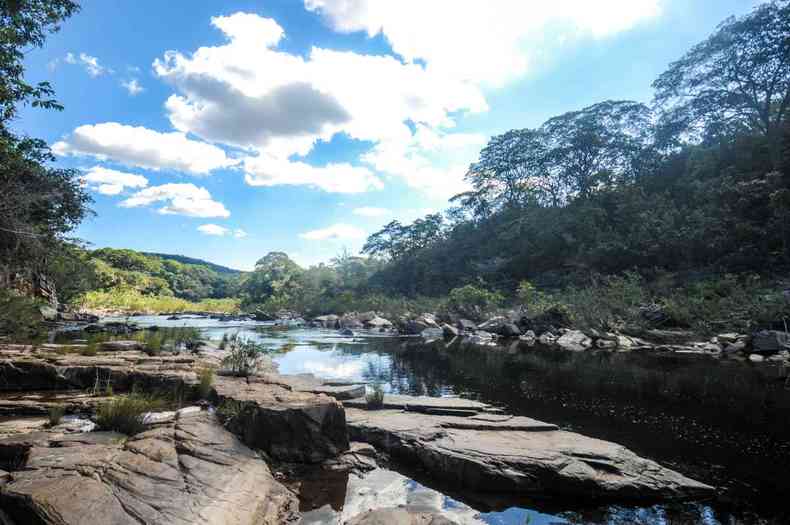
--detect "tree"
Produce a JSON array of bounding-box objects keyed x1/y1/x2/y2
[
  {"x1": 653, "y1": 0, "x2": 790, "y2": 157},
  {"x1": 240, "y1": 252, "x2": 303, "y2": 305},
  {"x1": 0, "y1": 0, "x2": 90, "y2": 278},
  {"x1": 540, "y1": 100, "x2": 654, "y2": 199}
]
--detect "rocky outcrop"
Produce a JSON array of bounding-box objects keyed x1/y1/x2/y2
[
  {"x1": 213, "y1": 375, "x2": 349, "y2": 463},
  {"x1": 345, "y1": 398, "x2": 714, "y2": 502},
  {"x1": 556, "y1": 330, "x2": 593, "y2": 352},
  {"x1": 0, "y1": 410, "x2": 299, "y2": 524}
]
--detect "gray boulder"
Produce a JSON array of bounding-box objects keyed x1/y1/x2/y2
[
  {"x1": 441, "y1": 323, "x2": 459, "y2": 339},
  {"x1": 751, "y1": 330, "x2": 790, "y2": 353},
  {"x1": 556, "y1": 330, "x2": 592, "y2": 352},
  {"x1": 457, "y1": 319, "x2": 477, "y2": 331}
]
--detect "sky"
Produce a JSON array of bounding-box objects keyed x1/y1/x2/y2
[{"x1": 17, "y1": 0, "x2": 760, "y2": 270}]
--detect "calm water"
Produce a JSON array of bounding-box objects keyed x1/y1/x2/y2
[{"x1": 67, "y1": 316, "x2": 790, "y2": 524}]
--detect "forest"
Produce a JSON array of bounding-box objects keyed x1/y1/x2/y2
[{"x1": 2, "y1": 1, "x2": 790, "y2": 336}]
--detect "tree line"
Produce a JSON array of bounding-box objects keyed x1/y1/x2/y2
[{"x1": 362, "y1": 0, "x2": 790, "y2": 297}]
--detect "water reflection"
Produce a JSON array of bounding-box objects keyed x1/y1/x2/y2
[{"x1": 57, "y1": 317, "x2": 790, "y2": 524}]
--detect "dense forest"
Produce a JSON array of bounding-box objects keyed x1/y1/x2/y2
[{"x1": 2, "y1": 1, "x2": 790, "y2": 335}]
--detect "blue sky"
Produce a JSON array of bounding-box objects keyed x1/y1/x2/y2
[{"x1": 17, "y1": 0, "x2": 759, "y2": 270}]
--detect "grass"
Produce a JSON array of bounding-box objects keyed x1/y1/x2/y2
[
  {"x1": 365, "y1": 383, "x2": 385, "y2": 409},
  {"x1": 220, "y1": 333, "x2": 268, "y2": 377},
  {"x1": 95, "y1": 393, "x2": 166, "y2": 435},
  {"x1": 197, "y1": 367, "x2": 214, "y2": 399},
  {"x1": 47, "y1": 405, "x2": 65, "y2": 427},
  {"x1": 77, "y1": 289, "x2": 240, "y2": 314}
]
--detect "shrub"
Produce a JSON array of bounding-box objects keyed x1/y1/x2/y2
[
  {"x1": 95, "y1": 394, "x2": 165, "y2": 435},
  {"x1": 446, "y1": 284, "x2": 504, "y2": 320},
  {"x1": 365, "y1": 383, "x2": 385, "y2": 409},
  {"x1": 0, "y1": 290, "x2": 46, "y2": 338},
  {"x1": 47, "y1": 405, "x2": 65, "y2": 427},
  {"x1": 216, "y1": 399, "x2": 246, "y2": 425},
  {"x1": 220, "y1": 333, "x2": 268, "y2": 377},
  {"x1": 197, "y1": 367, "x2": 214, "y2": 399}
]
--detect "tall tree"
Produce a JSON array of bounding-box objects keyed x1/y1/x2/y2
[
  {"x1": 653, "y1": 0, "x2": 790, "y2": 155},
  {"x1": 0, "y1": 0, "x2": 90, "y2": 276}
]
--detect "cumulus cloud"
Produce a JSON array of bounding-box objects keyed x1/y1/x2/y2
[
  {"x1": 66, "y1": 52, "x2": 110, "y2": 77},
  {"x1": 243, "y1": 156, "x2": 381, "y2": 193},
  {"x1": 121, "y1": 79, "x2": 144, "y2": 95},
  {"x1": 305, "y1": 0, "x2": 662, "y2": 86},
  {"x1": 151, "y1": 12, "x2": 486, "y2": 194},
  {"x1": 121, "y1": 183, "x2": 230, "y2": 218},
  {"x1": 53, "y1": 123, "x2": 236, "y2": 175},
  {"x1": 197, "y1": 224, "x2": 248, "y2": 237},
  {"x1": 352, "y1": 207, "x2": 389, "y2": 217},
  {"x1": 300, "y1": 224, "x2": 366, "y2": 240},
  {"x1": 81, "y1": 166, "x2": 148, "y2": 196}
]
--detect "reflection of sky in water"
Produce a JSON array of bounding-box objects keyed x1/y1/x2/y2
[{"x1": 109, "y1": 317, "x2": 726, "y2": 525}]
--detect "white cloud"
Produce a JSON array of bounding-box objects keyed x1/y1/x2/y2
[
  {"x1": 121, "y1": 183, "x2": 230, "y2": 218},
  {"x1": 197, "y1": 224, "x2": 248, "y2": 238},
  {"x1": 81, "y1": 166, "x2": 148, "y2": 195},
  {"x1": 300, "y1": 223, "x2": 366, "y2": 241},
  {"x1": 151, "y1": 12, "x2": 486, "y2": 195},
  {"x1": 305, "y1": 0, "x2": 662, "y2": 86},
  {"x1": 197, "y1": 223, "x2": 229, "y2": 236},
  {"x1": 66, "y1": 52, "x2": 110, "y2": 77},
  {"x1": 53, "y1": 123, "x2": 236, "y2": 175},
  {"x1": 243, "y1": 156, "x2": 381, "y2": 193},
  {"x1": 121, "y1": 79, "x2": 144, "y2": 96},
  {"x1": 352, "y1": 206, "x2": 389, "y2": 217}
]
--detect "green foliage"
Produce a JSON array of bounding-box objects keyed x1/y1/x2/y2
[
  {"x1": 78, "y1": 289, "x2": 240, "y2": 313},
  {"x1": 197, "y1": 367, "x2": 214, "y2": 399},
  {"x1": 220, "y1": 333, "x2": 268, "y2": 377},
  {"x1": 47, "y1": 405, "x2": 65, "y2": 427},
  {"x1": 365, "y1": 383, "x2": 385, "y2": 409},
  {"x1": 446, "y1": 284, "x2": 503, "y2": 320},
  {"x1": 0, "y1": 289, "x2": 44, "y2": 337},
  {"x1": 216, "y1": 399, "x2": 246, "y2": 425},
  {"x1": 95, "y1": 393, "x2": 165, "y2": 436}
]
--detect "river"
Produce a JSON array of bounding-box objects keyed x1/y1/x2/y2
[{"x1": 67, "y1": 315, "x2": 790, "y2": 525}]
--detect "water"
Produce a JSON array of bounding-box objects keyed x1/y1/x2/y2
[{"x1": 61, "y1": 316, "x2": 790, "y2": 524}]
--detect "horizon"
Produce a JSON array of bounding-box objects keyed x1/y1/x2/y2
[{"x1": 17, "y1": 0, "x2": 760, "y2": 271}]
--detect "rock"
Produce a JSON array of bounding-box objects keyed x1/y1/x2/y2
[
  {"x1": 346, "y1": 407, "x2": 714, "y2": 502},
  {"x1": 38, "y1": 306, "x2": 58, "y2": 322},
  {"x1": 556, "y1": 330, "x2": 593, "y2": 352},
  {"x1": 751, "y1": 330, "x2": 790, "y2": 353},
  {"x1": 214, "y1": 376, "x2": 348, "y2": 463},
  {"x1": 538, "y1": 332, "x2": 557, "y2": 346},
  {"x1": 749, "y1": 354, "x2": 765, "y2": 363},
  {"x1": 456, "y1": 319, "x2": 477, "y2": 331},
  {"x1": 339, "y1": 328, "x2": 355, "y2": 337},
  {"x1": 344, "y1": 394, "x2": 495, "y2": 414},
  {"x1": 0, "y1": 413, "x2": 299, "y2": 524},
  {"x1": 420, "y1": 328, "x2": 444, "y2": 341},
  {"x1": 596, "y1": 339, "x2": 617, "y2": 349},
  {"x1": 314, "y1": 314, "x2": 340, "y2": 328},
  {"x1": 518, "y1": 331, "x2": 536, "y2": 347},
  {"x1": 405, "y1": 314, "x2": 439, "y2": 335},
  {"x1": 99, "y1": 340, "x2": 145, "y2": 352},
  {"x1": 520, "y1": 306, "x2": 572, "y2": 334},
  {"x1": 723, "y1": 340, "x2": 748, "y2": 354},
  {"x1": 365, "y1": 316, "x2": 393, "y2": 329},
  {"x1": 347, "y1": 508, "x2": 458, "y2": 525},
  {"x1": 441, "y1": 323, "x2": 459, "y2": 339},
  {"x1": 341, "y1": 314, "x2": 364, "y2": 329},
  {"x1": 478, "y1": 317, "x2": 521, "y2": 337}
]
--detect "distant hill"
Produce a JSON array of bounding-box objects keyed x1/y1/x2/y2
[{"x1": 142, "y1": 253, "x2": 243, "y2": 275}]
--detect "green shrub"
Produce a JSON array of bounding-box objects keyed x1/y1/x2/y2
[
  {"x1": 220, "y1": 333, "x2": 268, "y2": 377},
  {"x1": 446, "y1": 284, "x2": 504, "y2": 320},
  {"x1": 47, "y1": 405, "x2": 65, "y2": 427},
  {"x1": 95, "y1": 394, "x2": 164, "y2": 435},
  {"x1": 197, "y1": 367, "x2": 214, "y2": 399},
  {"x1": 0, "y1": 290, "x2": 45, "y2": 338},
  {"x1": 365, "y1": 383, "x2": 385, "y2": 409},
  {"x1": 77, "y1": 289, "x2": 240, "y2": 314},
  {"x1": 216, "y1": 399, "x2": 246, "y2": 425}
]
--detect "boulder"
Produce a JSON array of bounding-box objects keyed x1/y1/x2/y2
[
  {"x1": 99, "y1": 340, "x2": 145, "y2": 352},
  {"x1": 520, "y1": 306, "x2": 572, "y2": 334},
  {"x1": 314, "y1": 314, "x2": 340, "y2": 328},
  {"x1": 538, "y1": 332, "x2": 557, "y2": 346},
  {"x1": 0, "y1": 412, "x2": 299, "y2": 525},
  {"x1": 556, "y1": 330, "x2": 592, "y2": 352},
  {"x1": 456, "y1": 319, "x2": 477, "y2": 331},
  {"x1": 348, "y1": 508, "x2": 457, "y2": 525},
  {"x1": 441, "y1": 323, "x2": 459, "y2": 339},
  {"x1": 346, "y1": 406, "x2": 713, "y2": 502},
  {"x1": 365, "y1": 316, "x2": 393, "y2": 329},
  {"x1": 405, "y1": 315, "x2": 438, "y2": 335},
  {"x1": 214, "y1": 376, "x2": 348, "y2": 463},
  {"x1": 751, "y1": 330, "x2": 790, "y2": 353},
  {"x1": 339, "y1": 328, "x2": 355, "y2": 337},
  {"x1": 478, "y1": 317, "x2": 521, "y2": 337},
  {"x1": 38, "y1": 306, "x2": 58, "y2": 322}
]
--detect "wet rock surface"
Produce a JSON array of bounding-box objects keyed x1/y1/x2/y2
[{"x1": 0, "y1": 410, "x2": 299, "y2": 525}]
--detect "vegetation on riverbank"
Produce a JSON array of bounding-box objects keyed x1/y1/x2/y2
[{"x1": 77, "y1": 289, "x2": 240, "y2": 314}]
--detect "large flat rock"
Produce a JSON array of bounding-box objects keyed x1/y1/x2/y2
[
  {"x1": 0, "y1": 411, "x2": 299, "y2": 524},
  {"x1": 214, "y1": 375, "x2": 349, "y2": 463},
  {"x1": 344, "y1": 394, "x2": 496, "y2": 414},
  {"x1": 346, "y1": 408, "x2": 714, "y2": 502}
]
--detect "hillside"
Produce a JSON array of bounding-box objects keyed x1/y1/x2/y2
[{"x1": 142, "y1": 253, "x2": 243, "y2": 275}]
